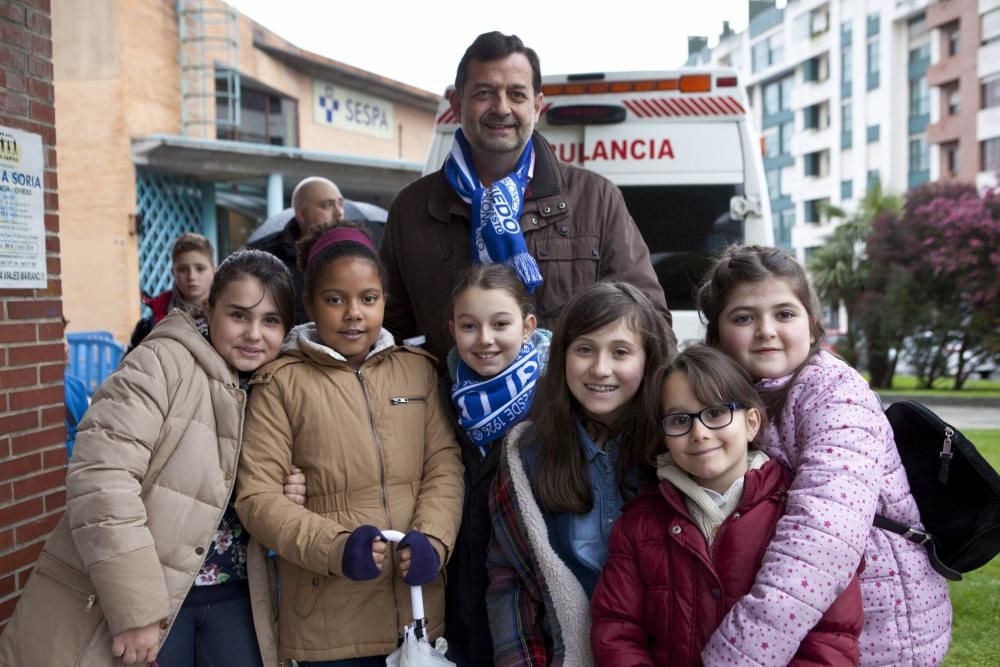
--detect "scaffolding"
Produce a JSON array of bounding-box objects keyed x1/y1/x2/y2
[{"x1": 177, "y1": 0, "x2": 240, "y2": 138}]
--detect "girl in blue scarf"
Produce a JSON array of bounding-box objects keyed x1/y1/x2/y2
[{"x1": 444, "y1": 263, "x2": 550, "y2": 665}]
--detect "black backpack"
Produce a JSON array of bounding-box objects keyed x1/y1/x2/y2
[{"x1": 874, "y1": 400, "x2": 1000, "y2": 581}]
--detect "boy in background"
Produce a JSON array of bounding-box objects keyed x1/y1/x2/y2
[{"x1": 127, "y1": 233, "x2": 215, "y2": 352}]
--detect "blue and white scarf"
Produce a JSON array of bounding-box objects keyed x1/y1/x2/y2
[
  {"x1": 443, "y1": 129, "x2": 543, "y2": 293},
  {"x1": 451, "y1": 342, "x2": 541, "y2": 456}
]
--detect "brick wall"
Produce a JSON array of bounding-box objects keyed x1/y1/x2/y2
[{"x1": 0, "y1": 0, "x2": 64, "y2": 632}]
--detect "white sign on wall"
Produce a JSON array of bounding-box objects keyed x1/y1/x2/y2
[
  {"x1": 313, "y1": 80, "x2": 396, "y2": 140},
  {"x1": 0, "y1": 126, "x2": 46, "y2": 289}
]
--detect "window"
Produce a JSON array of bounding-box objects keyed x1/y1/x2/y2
[
  {"x1": 804, "y1": 151, "x2": 826, "y2": 177},
  {"x1": 841, "y1": 179, "x2": 853, "y2": 199},
  {"x1": 804, "y1": 198, "x2": 829, "y2": 223},
  {"x1": 841, "y1": 102, "x2": 853, "y2": 148},
  {"x1": 780, "y1": 76, "x2": 795, "y2": 112},
  {"x1": 908, "y1": 75, "x2": 929, "y2": 117},
  {"x1": 803, "y1": 57, "x2": 819, "y2": 82},
  {"x1": 752, "y1": 35, "x2": 785, "y2": 72},
  {"x1": 943, "y1": 82, "x2": 960, "y2": 116},
  {"x1": 794, "y1": 13, "x2": 812, "y2": 41},
  {"x1": 983, "y1": 77, "x2": 1000, "y2": 109},
  {"x1": 867, "y1": 124, "x2": 880, "y2": 143},
  {"x1": 945, "y1": 21, "x2": 960, "y2": 56},
  {"x1": 867, "y1": 12, "x2": 880, "y2": 37},
  {"x1": 767, "y1": 168, "x2": 783, "y2": 197},
  {"x1": 867, "y1": 169, "x2": 881, "y2": 188},
  {"x1": 909, "y1": 137, "x2": 929, "y2": 173},
  {"x1": 841, "y1": 21, "x2": 852, "y2": 47},
  {"x1": 812, "y1": 9, "x2": 829, "y2": 35},
  {"x1": 763, "y1": 75, "x2": 794, "y2": 119},
  {"x1": 764, "y1": 126, "x2": 780, "y2": 159},
  {"x1": 867, "y1": 38, "x2": 880, "y2": 89},
  {"x1": 764, "y1": 80, "x2": 781, "y2": 116},
  {"x1": 216, "y1": 76, "x2": 298, "y2": 146},
  {"x1": 753, "y1": 40, "x2": 770, "y2": 72},
  {"x1": 841, "y1": 48, "x2": 852, "y2": 84},
  {"x1": 909, "y1": 44, "x2": 929, "y2": 65},
  {"x1": 983, "y1": 8, "x2": 1000, "y2": 46},
  {"x1": 803, "y1": 103, "x2": 828, "y2": 130},
  {"x1": 804, "y1": 104, "x2": 821, "y2": 130},
  {"x1": 777, "y1": 208, "x2": 795, "y2": 247},
  {"x1": 780, "y1": 120, "x2": 794, "y2": 153},
  {"x1": 943, "y1": 142, "x2": 959, "y2": 177},
  {"x1": 983, "y1": 138, "x2": 1000, "y2": 172}
]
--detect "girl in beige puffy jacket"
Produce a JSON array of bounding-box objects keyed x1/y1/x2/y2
[
  {"x1": 0, "y1": 250, "x2": 304, "y2": 667},
  {"x1": 235, "y1": 221, "x2": 464, "y2": 666}
]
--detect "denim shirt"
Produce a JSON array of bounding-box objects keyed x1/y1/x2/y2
[{"x1": 542, "y1": 419, "x2": 631, "y2": 597}]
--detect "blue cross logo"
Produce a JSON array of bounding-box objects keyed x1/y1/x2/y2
[{"x1": 319, "y1": 85, "x2": 339, "y2": 124}]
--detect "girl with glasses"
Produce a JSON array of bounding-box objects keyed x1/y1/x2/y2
[{"x1": 591, "y1": 345, "x2": 864, "y2": 666}]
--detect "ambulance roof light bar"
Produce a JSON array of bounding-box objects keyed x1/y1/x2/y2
[{"x1": 542, "y1": 73, "x2": 732, "y2": 96}]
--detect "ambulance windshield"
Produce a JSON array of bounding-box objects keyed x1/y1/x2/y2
[{"x1": 621, "y1": 184, "x2": 741, "y2": 311}]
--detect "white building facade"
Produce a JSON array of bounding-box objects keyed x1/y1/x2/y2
[{"x1": 691, "y1": 0, "x2": 947, "y2": 263}]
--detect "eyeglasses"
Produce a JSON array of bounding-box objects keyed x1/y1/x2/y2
[{"x1": 656, "y1": 402, "x2": 746, "y2": 437}]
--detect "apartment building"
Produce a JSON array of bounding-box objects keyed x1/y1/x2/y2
[
  {"x1": 927, "y1": 0, "x2": 1000, "y2": 191},
  {"x1": 690, "y1": 0, "x2": 937, "y2": 266}
]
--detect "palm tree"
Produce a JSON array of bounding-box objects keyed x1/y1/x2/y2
[{"x1": 807, "y1": 182, "x2": 902, "y2": 372}]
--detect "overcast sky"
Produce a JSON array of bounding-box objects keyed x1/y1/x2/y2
[{"x1": 227, "y1": 0, "x2": 753, "y2": 95}]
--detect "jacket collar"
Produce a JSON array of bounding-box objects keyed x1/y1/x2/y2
[
  {"x1": 144, "y1": 310, "x2": 237, "y2": 385},
  {"x1": 427, "y1": 131, "x2": 563, "y2": 224},
  {"x1": 283, "y1": 323, "x2": 396, "y2": 368}
]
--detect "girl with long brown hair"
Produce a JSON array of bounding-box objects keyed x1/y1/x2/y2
[{"x1": 485, "y1": 281, "x2": 675, "y2": 666}]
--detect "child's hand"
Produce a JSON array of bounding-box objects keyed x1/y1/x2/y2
[
  {"x1": 283, "y1": 466, "x2": 307, "y2": 505},
  {"x1": 342, "y1": 525, "x2": 387, "y2": 581},
  {"x1": 112, "y1": 620, "x2": 162, "y2": 665},
  {"x1": 397, "y1": 530, "x2": 440, "y2": 586}
]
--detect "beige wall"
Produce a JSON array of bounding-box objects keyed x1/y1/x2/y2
[{"x1": 54, "y1": 0, "x2": 436, "y2": 342}]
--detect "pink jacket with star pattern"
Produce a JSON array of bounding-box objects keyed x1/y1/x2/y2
[{"x1": 702, "y1": 351, "x2": 952, "y2": 667}]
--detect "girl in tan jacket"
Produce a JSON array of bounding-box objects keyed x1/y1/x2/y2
[
  {"x1": 0, "y1": 250, "x2": 304, "y2": 666},
  {"x1": 235, "y1": 220, "x2": 464, "y2": 666}
]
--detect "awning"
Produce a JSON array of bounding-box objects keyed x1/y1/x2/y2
[{"x1": 131, "y1": 134, "x2": 424, "y2": 206}]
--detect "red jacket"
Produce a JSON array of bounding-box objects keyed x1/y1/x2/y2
[{"x1": 591, "y1": 459, "x2": 863, "y2": 667}]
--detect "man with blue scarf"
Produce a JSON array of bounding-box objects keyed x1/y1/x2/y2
[
  {"x1": 379, "y1": 31, "x2": 673, "y2": 666},
  {"x1": 381, "y1": 31, "x2": 671, "y2": 366}
]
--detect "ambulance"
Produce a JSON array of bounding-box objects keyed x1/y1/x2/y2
[{"x1": 424, "y1": 68, "x2": 772, "y2": 345}]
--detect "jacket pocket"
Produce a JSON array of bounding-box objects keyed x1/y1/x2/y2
[
  {"x1": 292, "y1": 570, "x2": 328, "y2": 618},
  {"x1": 531, "y1": 235, "x2": 600, "y2": 320},
  {"x1": 7, "y1": 552, "x2": 106, "y2": 666},
  {"x1": 859, "y1": 573, "x2": 904, "y2": 662}
]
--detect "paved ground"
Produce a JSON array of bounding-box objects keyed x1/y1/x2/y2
[
  {"x1": 881, "y1": 399, "x2": 1000, "y2": 430},
  {"x1": 916, "y1": 405, "x2": 1000, "y2": 430}
]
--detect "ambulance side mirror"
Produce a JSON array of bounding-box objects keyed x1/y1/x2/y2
[{"x1": 729, "y1": 195, "x2": 762, "y2": 221}]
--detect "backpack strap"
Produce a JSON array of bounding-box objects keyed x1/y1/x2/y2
[{"x1": 873, "y1": 513, "x2": 962, "y2": 581}]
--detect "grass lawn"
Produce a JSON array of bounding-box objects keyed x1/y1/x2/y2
[
  {"x1": 942, "y1": 430, "x2": 1000, "y2": 666},
  {"x1": 874, "y1": 375, "x2": 1000, "y2": 398}
]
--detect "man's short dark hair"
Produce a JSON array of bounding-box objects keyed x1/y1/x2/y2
[{"x1": 455, "y1": 31, "x2": 542, "y2": 95}]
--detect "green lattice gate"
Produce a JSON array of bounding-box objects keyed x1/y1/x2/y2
[{"x1": 135, "y1": 170, "x2": 204, "y2": 298}]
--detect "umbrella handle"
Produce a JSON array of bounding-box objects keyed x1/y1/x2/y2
[{"x1": 381, "y1": 529, "x2": 427, "y2": 630}]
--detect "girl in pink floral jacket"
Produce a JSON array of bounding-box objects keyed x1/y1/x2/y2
[{"x1": 695, "y1": 245, "x2": 951, "y2": 666}]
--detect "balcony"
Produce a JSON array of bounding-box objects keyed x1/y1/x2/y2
[
  {"x1": 796, "y1": 126, "x2": 834, "y2": 155},
  {"x1": 928, "y1": 113, "x2": 961, "y2": 145},
  {"x1": 928, "y1": 55, "x2": 962, "y2": 87},
  {"x1": 926, "y1": 0, "x2": 961, "y2": 29}
]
